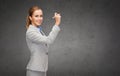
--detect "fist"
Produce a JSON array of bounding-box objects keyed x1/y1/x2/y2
[{"x1": 53, "y1": 12, "x2": 61, "y2": 26}]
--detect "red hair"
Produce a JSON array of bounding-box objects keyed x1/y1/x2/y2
[{"x1": 26, "y1": 6, "x2": 42, "y2": 29}]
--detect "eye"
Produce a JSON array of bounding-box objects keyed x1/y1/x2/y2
[
  {"x1": 35, "y1": 15, "x2": 39, "y2": 17},
  {"x1": 40, "y1": 15, "x2": 43, "y2": 17}
]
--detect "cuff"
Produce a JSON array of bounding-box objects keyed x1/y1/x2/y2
[{"x1": 53, "y1": 25, "x2": 60, "y2": 31}]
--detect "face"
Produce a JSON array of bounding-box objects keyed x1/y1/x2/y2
[{"x1": 29, "y1": 9, "x2": 43, "y2": 27}]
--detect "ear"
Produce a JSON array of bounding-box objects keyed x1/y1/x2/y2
[{"x1": 29, "y1": 16, "x2": 32, "y2": 21}]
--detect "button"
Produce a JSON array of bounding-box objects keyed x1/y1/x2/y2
[{"x1": 46, "y1": 52, "x2": 48, "y2": 55}]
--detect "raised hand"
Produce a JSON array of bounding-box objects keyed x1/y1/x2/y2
[{"x1": 53, "y1": 12, "x2": 61, "y2": 26}]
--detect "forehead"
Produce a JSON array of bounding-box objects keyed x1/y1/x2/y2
[{"x1": 33, "y1": 9, "x2": 43, "y2": 15}]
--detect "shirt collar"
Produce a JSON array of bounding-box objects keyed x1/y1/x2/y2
[
  {"x1": 29, "y1": 25, "x2": 43, "y2": 32},
  {"x1": 38, "y1": 26, "x2": 42, "y2": 31}
]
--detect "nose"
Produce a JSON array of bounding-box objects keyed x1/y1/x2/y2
[{"x1": 39, "y1": 17, "x2": 43, "y2": 20}]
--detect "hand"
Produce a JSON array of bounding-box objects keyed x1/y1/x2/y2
[{"x1": 53, "y1": 12, "x2": 61, "y2": 26}]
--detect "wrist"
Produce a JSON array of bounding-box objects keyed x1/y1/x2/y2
[{"x1": 55, "y1": 23, "x2": 60, "y2": 26}]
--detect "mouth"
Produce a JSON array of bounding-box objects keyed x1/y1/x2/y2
[
  {"x1": 37, "y1": 21, "x2": 41, "y2": 23},
  {"x1": 38, "y1": 20, "x2": 42, "y2": 23}
]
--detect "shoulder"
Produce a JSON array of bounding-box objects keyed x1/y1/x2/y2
[{"x1": 27, "y1": 25, "x2": 38, "y2": 32}]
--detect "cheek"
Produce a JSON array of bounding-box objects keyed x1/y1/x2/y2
[
  {"x1": 40, "y1": 17, "x2": 43, "y2": 21},
  {"x1": 32, "y1": 17, "x2": 43, "y2": 23},
  {"x1": 31, "y1": 17, "x2": 36, "y2": 22}
]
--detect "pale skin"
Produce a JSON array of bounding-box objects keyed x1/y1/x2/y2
[{"x1": 29, "y1": 9, "x2": 61, "y2": 27}]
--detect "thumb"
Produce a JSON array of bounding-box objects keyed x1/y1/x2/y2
[{"x1": 52, "y1": 12, "x2": 57, "y2": 19}]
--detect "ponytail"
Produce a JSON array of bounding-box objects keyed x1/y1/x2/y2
[{"x1": 26, "y1": 15, "x2": 31, "y2": 29}]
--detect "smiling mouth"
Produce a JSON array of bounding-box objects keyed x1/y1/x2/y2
[
  {"x1": 37, "y1": 21, "x2": 41, "y2": 23},
  {"x1": 38, "y1": 20, "x2": 42, "y2": 22}
]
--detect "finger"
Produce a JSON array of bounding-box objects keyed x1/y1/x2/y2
[
  {"x1": 53, "y1": 12, "x2": 61, "y2": 19},
  {"x1": 57, "y1": 13, "x2": 61, "y2": 16},
  {"x1": 55, "y1": 12, "x2": 57, "y2": 16},
  {"x1": 53, "y1": 12, "x2": 57, "y2": 18},
  {"x1": 57, "y1": 14, "x2": 61, "y2": 17},
  {"x1": 55, "y1": 12, "x2": 60, "y2": 15},
  {"x1": 52, "y1": 12, "x2": 56, "y2": 19}
]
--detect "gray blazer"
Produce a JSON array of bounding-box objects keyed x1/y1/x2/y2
[{"x1": 26, "y1": 25, "x2": 60, "y2": 72}]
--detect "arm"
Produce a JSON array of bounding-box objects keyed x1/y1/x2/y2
[
  {"x1": 26, "y1": 25, "x2": 60, "y2": 44},
  {"x1": 27, "y1": 12, "x2": 61, "y2": 44}
]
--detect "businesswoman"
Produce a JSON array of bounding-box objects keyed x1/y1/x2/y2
[{"x1": 25, "y1": 6, "x2": 61, "y2": 76}]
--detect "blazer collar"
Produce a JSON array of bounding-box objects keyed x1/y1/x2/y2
[{"x1": 29, "y1": 25, "x2": 39, "y2": 31}]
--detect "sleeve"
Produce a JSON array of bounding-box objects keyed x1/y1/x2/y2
[{"x1": 26, "y1": 25, "x2": 60, "y2": 44}]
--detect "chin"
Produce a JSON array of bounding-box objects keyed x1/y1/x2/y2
[
  {"x1": 38, "y1": 23, "x2": 42, "y2": 25},
  {"x1": 36, "y1": 23, "x2": 41, "y2": 26}
]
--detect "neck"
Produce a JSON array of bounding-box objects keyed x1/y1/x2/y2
[{"x1": 31, "y1": 24, "x2": 40, "y2": 28}]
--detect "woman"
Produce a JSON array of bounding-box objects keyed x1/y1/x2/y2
[{"x1": 26, "y1": 6, "x2": 61, "y2": 76}]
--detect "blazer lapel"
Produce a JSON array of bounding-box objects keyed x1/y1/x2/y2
[
  {"x1": 39, "y1": 26, "x2": 45, "y2": 36},
  {"x1": 40, "y1": 30, "x2": 45, "y2": 36}
]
